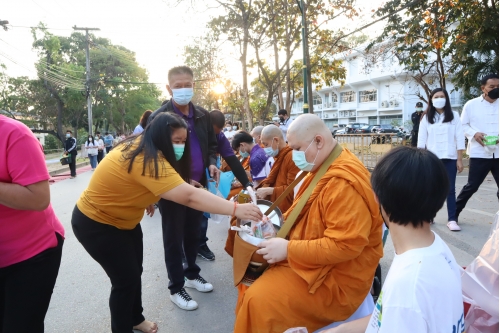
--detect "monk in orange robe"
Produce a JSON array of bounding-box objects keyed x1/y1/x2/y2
[
  {"x1": 234, "y1": 114, "x2": 383, "y2": 333},
  {"x1": 250, "y1": 125, "x2": 265, "y2": 148},
  {"x1": 256, "y1": 125, "x2": 300, "y2": 213}
]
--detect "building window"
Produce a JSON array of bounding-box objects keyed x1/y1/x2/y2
[
  {"x1": 379, "y1": 115, "x2": 402, "y2": 126},
  {"x1": 332, "y1": 94, "x2": 338, "y2": 103},
  {"x1": 313, "y1": 95, "x2": 322, "y2": 105},
  {"x1": 359, "y1": 89, "x2": 377, "y2": 103},
  {"x1": 341, "y1": 91, "x2": 355, "y2": 103}
]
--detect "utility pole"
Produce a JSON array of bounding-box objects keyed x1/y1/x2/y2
[
  {"x1": 296, "y1": 0, "x2": 309, "y2": 113},
  {"x1": 0, "y1": 20, "x2": 9, "y2": 31},
  {"x1": 73, "y1": 26, "x2": 100, "y2": 135}
]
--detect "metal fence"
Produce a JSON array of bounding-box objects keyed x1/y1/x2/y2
[{"x1": 334, "y1": 134, "x2": 408, "y2": 170}]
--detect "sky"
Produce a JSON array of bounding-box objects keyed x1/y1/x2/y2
[{"x1": 1, "y1": 0, "x2": 386, "y2": 98}]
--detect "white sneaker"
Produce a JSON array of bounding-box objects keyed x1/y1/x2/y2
[
  {"x1": 447, "y1": 221, "x2": 461, "y2": 231},
  {"x1": 184, "y1": 276, "x2": 214, "y2": 293},
  {"x1": 170, "y1": 288, "x2": 198, "y2": 311}
]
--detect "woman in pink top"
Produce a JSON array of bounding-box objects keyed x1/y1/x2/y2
[{"x1": 0, "y1": 115, "x2": 65, "y2": 333}]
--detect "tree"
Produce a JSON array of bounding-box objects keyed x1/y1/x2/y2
[
  {"x1": 183, "y1": 34, "x2": 227, "y2": 110},
  {"x1": 209, "y1": 0, "x2": 256, "y2": 130},
  {"x1": 446, "y1": 0, "x2": 499, "y2": 99},
  {"x1": 368, "y1": 0, "x2": 454, "y2": 103}
]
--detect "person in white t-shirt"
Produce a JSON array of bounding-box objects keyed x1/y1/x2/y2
[
  {"x1": 95, "y1": 131, "x2": 105, "y2": 163},
  {"x1": 224, "y1": 122, "x2": 236, "y2": 141},
  {"x1": 322, "y1": 146, "x2": 464, "y2": 333}
]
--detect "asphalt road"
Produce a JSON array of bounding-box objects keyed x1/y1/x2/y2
[{"x1": 45, "y1": 168, "x2": 498, "y2": 333}]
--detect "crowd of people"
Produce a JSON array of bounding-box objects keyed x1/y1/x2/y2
[{"x1": 0, "y1": 66, "x2": 498, "y2": 333}]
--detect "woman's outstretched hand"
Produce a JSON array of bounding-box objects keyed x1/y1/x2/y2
[{"x1": 235, "y1": 203, "x2": 263, "y2": 221}]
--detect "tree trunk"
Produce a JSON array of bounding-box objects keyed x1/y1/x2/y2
[
  {"x1": 240, "y1": 3, "x2": 253, "y2": 130},
  {"x1": 271, "y1": 0, "x2": 284, "y2": 110}
]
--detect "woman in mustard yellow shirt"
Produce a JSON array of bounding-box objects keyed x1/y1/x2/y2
[{"x1": 71, "y1": 113, "x2": 261, "y2": 333}]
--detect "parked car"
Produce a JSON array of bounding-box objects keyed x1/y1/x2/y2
[
  {"x1": 346, "y1": 123, "x2": 368, "y2": 134},
  {"x1": 376, "y1": 124, "x2": 400, "y2": 134},
  {"x1": 330, "y1": 124, "x2": 346, "y2": 136},
  {"x1": 356, "y1": 125, "x2": 381, "y2": 134},
  {"x1": 335, "y1": 128, "x2": 347, "y2": 135}
]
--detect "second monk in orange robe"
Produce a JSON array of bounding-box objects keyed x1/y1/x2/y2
[
  {"x1": 234, "y1": 114, "x2": 384, "y2": 333},
  {"x1": 255, "y1": 125, "x2": 300, "y2": 213}
]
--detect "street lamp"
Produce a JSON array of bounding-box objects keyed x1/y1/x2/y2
[{"x1": 296, "y1": 0, "x2": 309, "y2": 113}]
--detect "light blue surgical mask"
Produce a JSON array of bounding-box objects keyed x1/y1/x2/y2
[
  {"x1": 292, "y1": 138, "x2": 319, "y2": 172},
  {"x1": 173, "y1": 144, "x2": 185, "y2": 161},
  {"x1": 263, "y1": 138, "x2": 279, "y2": 157},
  {"x1": 171, "y1": 88, "x2": 194, "y2": 106},
  {"x1": 240, "y1": 150, "x2": 249, "y2": 158}
]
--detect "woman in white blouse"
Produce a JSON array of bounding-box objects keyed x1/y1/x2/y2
[{"x1": 417, "y1": 88, "x2": 465, "y2": 231}]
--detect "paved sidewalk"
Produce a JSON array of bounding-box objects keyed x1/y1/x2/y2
[{"x1": 44, "y1": 168, "x2": 498, "y2": 332}]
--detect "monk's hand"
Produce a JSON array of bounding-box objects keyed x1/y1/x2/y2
[
  {"x1": 256, "y1": 238, "x2": 288, "y2": 264},
  {"x1": 145, "y1": 204, "x2": 155, "y2": 217},
  {"x1": 256, "y1": 187, "x2": 273, "y2": 199}
]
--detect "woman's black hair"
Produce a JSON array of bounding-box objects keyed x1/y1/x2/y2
[
  {"x1": 371, "y1": 146, "x2": 449, "y2": 228},
  {"x1": 87, "y1": 135, "x2": 95, "y2": 145},
  {"x1": 118, "y1": 112, "x2": 191, "y2": 182},
  {"x1": 425, "y1": 88, "x2": 454, "y2": 124},
  {"x1": 231, "y1": 131, "x2": 253, "y2": 151}
]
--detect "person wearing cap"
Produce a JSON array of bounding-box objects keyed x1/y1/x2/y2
[{"x1": 411, "y1": 102, "x2": 425, "y2": 147}]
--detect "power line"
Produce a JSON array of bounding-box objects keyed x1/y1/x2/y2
[{"x1": 6, "y1": 24, "x2": 73, "y2": 31}]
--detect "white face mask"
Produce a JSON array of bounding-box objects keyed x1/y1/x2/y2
[
  {"x1": 432, "y1": 97, "x2": 446, "y2": 109},
  {"x1": 233, "y1": 126, "x2": 237, "y2": 130}
]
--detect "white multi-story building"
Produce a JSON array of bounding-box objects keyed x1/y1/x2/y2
[{"x1": 276, "y1": 45, "x2": 464, "y2": 129}]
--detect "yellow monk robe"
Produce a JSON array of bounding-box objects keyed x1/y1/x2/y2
[
  {"x1": 259, "y1": 146, "x2": 300, "y2": 213},
  {"x1": 234, "y1": 148, "x2": 383, "y2": 333}
]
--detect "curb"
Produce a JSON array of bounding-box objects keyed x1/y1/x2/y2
[{"x1": 49, "y1": 161, "x2": 90, "y2": 177}]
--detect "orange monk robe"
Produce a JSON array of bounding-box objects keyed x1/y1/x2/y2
[
  {"x1": 234, "y1": 148, "x2": 383, "y2": 333},
  {"x1": 260, "y1": 146, "x2": 300, "y2": 213}
]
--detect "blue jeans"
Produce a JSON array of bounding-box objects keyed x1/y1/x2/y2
[
  {"x1": 88, "y1": 154, "x2": 97, "y2": 169},
  {"x1": 441, "y1": 159, "x2": 457, "y2": 221}
]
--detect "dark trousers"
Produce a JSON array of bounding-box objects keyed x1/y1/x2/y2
[
  {"x1": 441, "y1": 159, "x2": 457, "y2": 221},
  {"x1": 0, "y1": 233, "x2": 63, "y2": 333},
  {"x1": 106, "y1": 146, "x2": 112, "y2": 153},
  {"x1": 68, "y1": 153, "x2": 77, "y2": 177},
  {"x1": 71, "y1": 206, "x2": 145, "y2": 333},
  {"x1": 199, "y1": 214, "x2": 209, "y2": 247},
  {"x1": 456, "y1": 157, "x2": 499, "y2": 220},
  {"x1": 97, "y1": 150, "x2": 104, "y2": 164},
  {"x1": 411, "y1": 131, "x2": 418, "y2": 147},
  {"x1": 158, "y1": 199, "x2": 203, "y2": 295}
]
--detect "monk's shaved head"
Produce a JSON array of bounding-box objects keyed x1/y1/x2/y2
[
  {"x1": 288, "y1": 114, "x2": 332, "y2": 142},
  {"x1": 261, "y1": 125, "x2": 284, "y2": 140},
  {"x1": 251, "y1": 125, "x2": 264, "y2": 145},
  {"x1": 287, "y1": 114, "x2": 336, "y2": 172}
]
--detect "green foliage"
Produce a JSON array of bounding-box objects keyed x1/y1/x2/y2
[
  {"x1": 183, "y1": 34, "x2": 226, "y2": 110},
  {"x1": 445, "y1": 0, "x2": 499, "y2": 99},
  {"x1": 370, "y1": 0, "x2": 499, "y2": 102},
  {"x1": 0, "y1": 23, "x2": 162, "y2": 140},
  {"x1": 44, "y1": 134, "x2": 62, "y2": 150}
]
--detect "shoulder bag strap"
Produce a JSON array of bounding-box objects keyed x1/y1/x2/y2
[
  {"x1": 277, "y1": 143, "x2": 343, "y2": 239},
  {"x1": 262, "y1": 171, "x2": 308, "y2": 215}
]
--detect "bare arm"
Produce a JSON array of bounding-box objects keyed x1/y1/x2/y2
[
  {"x1": 0, "y1": 180, "x2": 50, "y2": 211},
  {"x1": 320, "y1": 315, "x2": 370, "y2": 333},
  {"x1": 160, "y1": 183, "x2": 262, "y2": 221}
]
